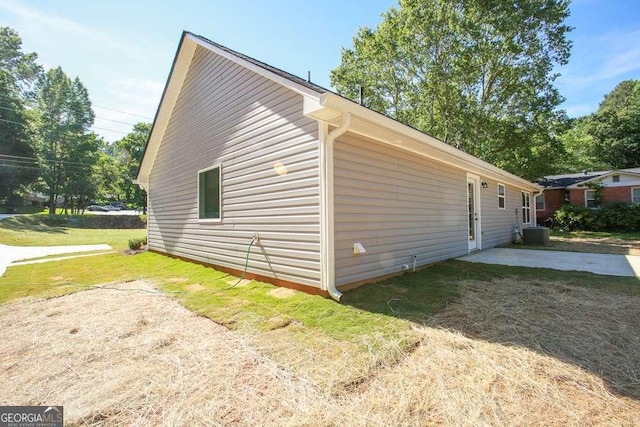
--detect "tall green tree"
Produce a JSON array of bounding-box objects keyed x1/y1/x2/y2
[
  {"x1": 33, "y1": 67, "x2": 96, "y2": 213},
  {"x1": 331, "y1": 0, "x2": 572, "y2": 178},
  {"x1": 590, "y1": 80, "x2": 640, "y2": 169},
  {"x1": 114, "y1": 122, "x2": 150, "y2": 210},
  {"x1": 558, "y1": 79, "x2": 640, "y2": 172},
  {"x1": 92, "y1": 139, "x2": 120, "y2": 203},
  {"x1": 0, "y1": 27, "x2": 42, "y2": 203},
  {"x1": 555, "y1": 116, "x2": 605, "y2": 172}
]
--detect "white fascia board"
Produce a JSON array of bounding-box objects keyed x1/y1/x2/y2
[
  {"x1": 566, "y1": 170, "x2": 640, "y2": 188},
  {"x1": 136, "y1": 37, "x2": 197, "y2": 185},
  {"x1": 314, "y1": 93, "x2": 541, "y2": 192}
]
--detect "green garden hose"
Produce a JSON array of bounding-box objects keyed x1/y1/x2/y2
[{"x1": 224, "y1": 236, "x2": 256, "y2": 290}]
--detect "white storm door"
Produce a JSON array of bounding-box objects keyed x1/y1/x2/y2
[{"x1": 467, "y1": 175, "x2": 481, "y2": 251}]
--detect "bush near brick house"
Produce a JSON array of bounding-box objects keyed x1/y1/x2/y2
[{"x1": 554, "y1": 202, "x2": 640, "y2": 231}]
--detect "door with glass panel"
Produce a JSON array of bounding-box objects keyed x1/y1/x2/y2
[{"x1": 467, "y1": 175, "x2": 480, "y2": 251}]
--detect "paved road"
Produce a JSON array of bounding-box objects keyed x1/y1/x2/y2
[
  {"x1": 0, "y1": 243, "x2": 112, "y2": 277},
  {"x1": 459, "y1": 248, "x2": 640, "y2": 277}
]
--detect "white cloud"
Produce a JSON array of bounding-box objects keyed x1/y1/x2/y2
[
  {"x1": 0, "y1": 0, "x2": 171, "y2": 142},
  {"x1": 563, "y1": 28, "x2": 640, "y2": 87},
  {"x1": 0, "y1": 0, "x2": 138, "y2": 57},
  {"x1": 557, "y1": 25, "x2": 640, "y2": 116},
  {"x1": 108, "y1": 78, "x2": 163, "y2": 118}
]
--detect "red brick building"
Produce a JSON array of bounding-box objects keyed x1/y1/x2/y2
[{"x1": 535, "y1": 168, "x2": 640, "y2": 224}]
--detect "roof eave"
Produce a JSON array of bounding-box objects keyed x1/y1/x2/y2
[{"x1": 306, "y1": 93, "x2": 540, "y2": 192}]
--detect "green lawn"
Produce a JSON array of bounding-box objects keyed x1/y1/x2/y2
[{"x1": 0, "y1": 214, "x2": 146, "y2": 250}]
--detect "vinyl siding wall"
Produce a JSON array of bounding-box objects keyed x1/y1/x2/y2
[
  {"x1": 333, "y1": 133, "x2": 531, "y2": 286},
  {"x1": 333, "y1": 133, "x2": 469, "y2": 286},
  {"x1": 148, "y1": 46, "x2": 321, "y2": 287},
  {"x1": 480, "y1": 178, "x2": 532, "y2": 248}
]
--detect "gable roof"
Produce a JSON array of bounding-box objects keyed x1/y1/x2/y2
[
  {"x1": 136, "y1": 31, "x2": 539, "y2": 193},
  {"x1": 537, "y1": 168, "x2": 640, "y2": 189}
]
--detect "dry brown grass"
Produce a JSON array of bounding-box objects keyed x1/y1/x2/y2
[
  {"x1": 1, "y1": 278, "x2": 639, "y2": 425},
  {"x1": 0, "y1": 281, "x2": 319, "y2": 425}
]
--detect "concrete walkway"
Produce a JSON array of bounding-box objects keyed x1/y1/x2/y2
[
  {"x1": 459, "y1": 248, "x2": 640, "y2": 277},
  {"x1": 0, "y1": 243, "x2": 112, "y2": 277}
]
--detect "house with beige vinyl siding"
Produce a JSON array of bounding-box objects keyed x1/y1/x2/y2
[{"x1": 136, "y1": 31, "x2": 541, "y2": 300}]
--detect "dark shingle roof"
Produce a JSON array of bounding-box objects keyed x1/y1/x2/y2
[
  {"x1": 189, "y1": 32, "x2": 331, "y2": 95},
  {"x1": 535, "y1": 174, "x2": 603, "y2": 188}
]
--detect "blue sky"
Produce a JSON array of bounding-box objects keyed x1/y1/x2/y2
[{"x1": 1, "y1": 0, "x2": 639, "y2": 142}]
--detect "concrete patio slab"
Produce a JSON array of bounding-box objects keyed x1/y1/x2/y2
[{"x1": 458, "y1": 248, "x2": 640, "y2": 277}]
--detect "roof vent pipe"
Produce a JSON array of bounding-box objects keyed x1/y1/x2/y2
[
  {"x1": 359, "y1": 85, "x2": 364, "y2": 106},
  {"x1": 307, "y1": 71, "x2": 311, "y2": 83}
]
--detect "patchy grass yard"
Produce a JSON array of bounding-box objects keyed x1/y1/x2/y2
[
  {"x1": 549, "y1": 230, "x2": 640, "y2": 255},
  {"x1": 513, "y1": 230, "x2": 640, "y2": 255},
  {"x1": 1, "y1": 220, "x2": 639, "y2": 424}
]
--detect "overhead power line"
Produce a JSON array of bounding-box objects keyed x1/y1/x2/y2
[
  {"x1": 91, "y1": 126, "x2": 129, "y2": 135},
  {"x1": 0, "y1": 96, "x2": 153, "y2": 121},
  {"x1": 94, "y1": 117, "x2": 137, "y2": 126},
  {"x1": 0, "y1": 105, "x2": 22, "y2": 113},
  {"x1": 0, "y1": 153, "x2": 96, "y2": 167},
  {"x1": 0, "y1": 117, "x2": 27, "y2": 127},
  {"x1": 93, "y1": 104, "x2": 153, "y2": 120},
  {"x1": 0, "y1": 117, "x2": 131, "y2": 136}
]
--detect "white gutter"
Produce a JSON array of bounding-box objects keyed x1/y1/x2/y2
[
  {"x1": 318, "y1": 93, "x2": 540, "y2": 193},
  {"x1": 534, "y1": 188, "x2": 544, "y2": 227},
  {"x1": 321, "y1": 112, "x2": 351, "y2": 301}
]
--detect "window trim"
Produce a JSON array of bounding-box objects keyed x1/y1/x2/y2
[
  {"x1": 535, "y1": 193, "x2": 545, "y2": 211},
  {"x1": 197, "y1": 163, "x2": 222, "y2": 223},
  {"x1": 521, "y1": 191, "x2": 531, "y2": 224},
  {"x1": 632, "y1": 187, "x2": 640, "y2": 204},
  {"x1": 584, "y1": 189, "x2": 597, "y2": 208},
  {"x1": 497, "y1": 183, "x2": 506, "y2": 209}
]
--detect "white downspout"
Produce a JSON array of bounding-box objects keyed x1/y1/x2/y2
[
  {"x1": 321, "y1": 112, "x2": 351, "y2": 301},
  {"x1": 534, "y1": 189, "x2": 544, "y2": 227}
]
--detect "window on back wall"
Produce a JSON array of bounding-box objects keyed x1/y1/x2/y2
[
  {"x1": 198, "y1": 164, "x2": 221, "y2": 220},
  {"x1": 535, "y1": 193, "x2": 545, "y2": 211},
  {"x1": 632, "y1": 187, "x2": 640, "y2": 204},
  {"x1": 585, "y1": 189, "x2": 598, "y2": 208},
  {"x1": 498, "y1": 183, "x2": 506, "y2": 209},
  {"x1": 521, "y1": 191, "x2": 531, "y2": 224}
]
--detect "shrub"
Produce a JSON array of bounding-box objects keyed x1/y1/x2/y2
[
  {"x1": 597, "y1": 202, "x2": 639, "y2": 231},
  {"x1": 128, "y1": 237, "x2": 148, "y2": 250},
  {"x1": 554, "y1": 204, "x2": 596, "y2": 231},
  {"x1": 554, "y1": 202, "x2": 640, "y2": 232},
  {"x1": 34, "y1": 214, "x2": 146, "y2": 229}
]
